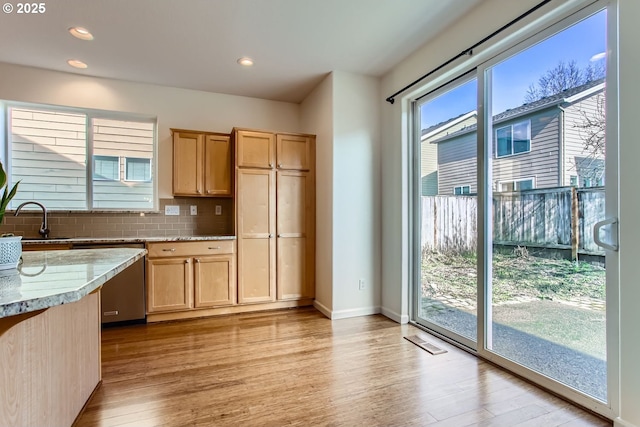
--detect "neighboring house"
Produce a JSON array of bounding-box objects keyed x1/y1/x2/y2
[
  {"x1": 424, "y1": 79, "x2": 605, "y2": 195},
  {"x1": 420, "y1": 111, "x2": 477, "y2": 195}
]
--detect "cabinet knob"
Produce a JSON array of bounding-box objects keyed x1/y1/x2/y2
[
  {"x1": 208, "y1": 246, "x2": 221, "y2": 250},
  {"x1": 184, "y1": 259, "x2": 189, "y2": 264},
  {"x1": 194, "y1": 258, "x2": 200, "y2": 263},
  {"x1": 277, "y1": 234, "x2": 282, "y2": 238},
  {"x1": 162, "y1": 248, "x2": 176, "y2": 252},
  {"x1": 278, "y1": 163, "x2": 283, "y2": 168},
  {"x1": 269, "y1": 162, "x2": 273, "y2": 167},
  {"x1": 268, "y1": 234, "x2": 273, "y2": 238}
]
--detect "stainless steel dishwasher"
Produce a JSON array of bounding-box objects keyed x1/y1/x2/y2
[{"x1": 73, "y1": 243, "x2": 146, "y2": 325}]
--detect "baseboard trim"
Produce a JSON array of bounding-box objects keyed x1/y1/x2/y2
[
  {"x1": 313, "y1": 300, "x2": 332, "y2": 319},
  {"x1": 330, "y1": 306, "x2": 381, "y2": 320},
  {"x1": 615, "y1": 417, "x2": 638, "y2": 427},
  {"x1": 381, "y1": 306, "x2": 409, "y2": 324},
  {"x1": 312, "y1": 301, "x2": 381, "y2": 320}
]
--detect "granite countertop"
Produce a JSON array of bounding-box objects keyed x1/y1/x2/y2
[
  {"x1": 21, "y1": 235, "x2": 236, "y2": 246},
  {"x1": 0, "y1": 248, "x2": 146, "y2": 319}
]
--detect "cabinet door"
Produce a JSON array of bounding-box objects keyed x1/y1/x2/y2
[
  {"x1": 276, "y1": 170, "x2": 314, "y2": 300},
  {"x1": 194, "y1": 255, "x2": 236, "y2": 307},
  {"x1": 276, "y1": 134, "x2": 313, "y2": 171},
  {"x1": 204, "y1": 134, "x2": 232, "y2": 196},
  {"x1": 236, "y1": 130, "x2": 275, "y2": 169},
  {"x1": 237, "y1": 169, "x2": 276, "y2": 303},
  {"x1": 147, "y1": 257, "x2": 192, "y2": 312},
  {"x1": 173, "y1": 132, "x2": 203, "y2": 195}
]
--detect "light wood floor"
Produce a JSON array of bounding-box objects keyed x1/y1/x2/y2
[{"x1": 76, "y1": 308, "x2": 611, "y2": 427}]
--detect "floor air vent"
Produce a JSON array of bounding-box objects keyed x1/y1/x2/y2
[{"x1": 404, "y1": 335, "x2": 447, "y2": 355}]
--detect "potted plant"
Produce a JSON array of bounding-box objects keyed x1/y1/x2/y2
[{"x1": 0, "y1": 161, "x2": 21, "y2": 270}]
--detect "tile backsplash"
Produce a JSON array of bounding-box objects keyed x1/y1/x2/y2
[{"x1": 3, "y1": 198, "x2": 234, "y2": 238}]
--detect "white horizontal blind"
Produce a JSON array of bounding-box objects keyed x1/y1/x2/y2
[{"x1": 8, "y1": 106, "x2": 156, "y2": 211}]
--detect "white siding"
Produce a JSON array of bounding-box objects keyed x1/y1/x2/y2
[
  {"x1": 493, "y1": 109, "x2": 561, "y2": 190},
  {"x1": 10, "y1": 108, "x2": 87, "y2": 209},
  {"x1": 9, "y1": 108, "x2": 155, "y2": 210},
  {"x1": 563, "y1": 91, "x2": 605, "y2": 186},
  {"x1": 437, "y1": 132, "x2": 477, "y2": 195}
]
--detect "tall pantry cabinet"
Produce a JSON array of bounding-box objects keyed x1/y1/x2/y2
[{"x1": 234, "y1": 129, "x2": 315, "y2": 304}]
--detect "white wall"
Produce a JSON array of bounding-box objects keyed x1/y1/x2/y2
[
  {"x1": 380, "y1": 0, "x2": 640, "y2": 425},
  {"x1": 301, "y1": 74, "x2": 334, "y2": 313},
  {"x1": 301, "y1": 71, "x2": 382, "y2": 319},
  {"x1": 0, "y1": 62, "x2": 300, "y2": 199},
  {"x1": 331, "y1": 71, "x2": 381, "y2": 318}
]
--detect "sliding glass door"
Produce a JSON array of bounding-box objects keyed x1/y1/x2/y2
[
  {"x1": 412, "y1": 3, "x2": 617, "y2": 417},
  {"x1": 415, "y1": 76, "x2": 478, "y2": 348}
]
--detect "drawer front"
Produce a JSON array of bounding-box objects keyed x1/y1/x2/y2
[{"x1": 148, "y1": 240, "x2": 235, "y2": 258}]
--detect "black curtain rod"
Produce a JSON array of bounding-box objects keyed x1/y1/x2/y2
[{"x1": 385, "y1": 0, "x2": 554, "y2": 104}]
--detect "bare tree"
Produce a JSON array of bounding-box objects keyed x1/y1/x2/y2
[{"x1": 524, "y1": 60, "x2": 605, "y2": 103}]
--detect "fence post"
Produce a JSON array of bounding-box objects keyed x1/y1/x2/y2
[{"x1": 571, "y1": 186, "x2": 579, "y2": 261}]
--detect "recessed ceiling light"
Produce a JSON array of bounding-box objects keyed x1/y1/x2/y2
[
  {"x1": 69, "y1": 27, "x2": 94, "y2": 41},
  {"x1": 237, "y1": 57, "x2": 254, "y2": 67},
  {"x1": 67, "y1": 59, "x2": 88, "y2": 69}
]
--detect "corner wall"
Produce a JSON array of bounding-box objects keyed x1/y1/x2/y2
[{"x1": 301, "y1": 71, "x2": 382, "y2": 319}]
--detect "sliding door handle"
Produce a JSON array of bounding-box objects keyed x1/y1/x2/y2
[{"x1": 593, "y1": 217, "x2": 618, "y2": 252}]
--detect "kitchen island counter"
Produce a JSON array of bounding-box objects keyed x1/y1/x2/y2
[
  {"x1": 0, "y1": 247, "x2": 146, "y2": 319},
  {"x1": 0, "y1": 247, "x2": 146, "y2": 427}
]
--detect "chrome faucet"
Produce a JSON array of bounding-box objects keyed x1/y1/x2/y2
[{"x1": 14, "y1": 201, "x2": 49, "y2": 239}]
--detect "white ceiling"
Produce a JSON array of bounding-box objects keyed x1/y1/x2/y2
[{"x1": 0, "y1": 0, "x2": 484, "y2": 103}]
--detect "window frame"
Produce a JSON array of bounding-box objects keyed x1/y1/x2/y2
[
  {"x1": 453, "y1": 185, "x2": 471, "y2": 195},
  {"x1": 2, "y1": 100, "x2": 158, "y2": 212},
  {"x1": 495, "y1": 119, "x2": 531, "y2": 158},
  {"x1": 497, "y1": 177, "x2": 536, "y2": 192},
  {"x1": 124, "y1": 157, "x2": 152, "y2": 182},
  {"x1": 93, "y1": 155, "x2": 120, "y2": 181}
]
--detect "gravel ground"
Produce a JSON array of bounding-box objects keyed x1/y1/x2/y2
[{"x1": 421, "y1": 299, "x2": 607, "y2": 401}]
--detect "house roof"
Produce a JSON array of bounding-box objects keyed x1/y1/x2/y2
[
  {"x1": 421, "y1": 110, "x2": 477, "y2": 140},
  {"x1": 429, "y1": 78, "x2": 605, "y2": 144}
]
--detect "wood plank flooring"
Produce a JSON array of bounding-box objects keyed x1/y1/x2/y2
[{"x1": 75, "y1": 308, "x2": 611, "y2": 427}]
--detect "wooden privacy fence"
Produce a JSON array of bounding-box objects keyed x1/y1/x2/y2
[{"x1": 421, "y1": 187, "x2": 605, "y2": 255}]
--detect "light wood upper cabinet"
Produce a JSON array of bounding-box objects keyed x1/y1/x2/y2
[
  {"x1": 204, "y1": 134, "x2": 232, "y2": 196},
  {"x1": 276, "y1": 134, "x2": 314, "y2": 171},
  {"x1": 172, "y1": 130, "x2": 231, "y2": 197},
  {"x1": 173, "y1": 131, "x2": 203, "y2": 195},
  {"x1": 235, "y1": 130, "x2": 275, "y2": 169}
]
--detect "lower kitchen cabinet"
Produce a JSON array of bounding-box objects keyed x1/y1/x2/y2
[{"x1": 146, "y1": 240, "x2": 236, "y2": 315}]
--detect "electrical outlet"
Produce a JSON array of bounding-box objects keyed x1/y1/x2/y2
[
  {"x1": 215, "y1": 205, "x2": 222, "y2": 215},
  {"x1": 164, "y1": 205, "x2": 180, "y2": 216},
  {"x1": 190, "y1": 205, "x2": 197, "y2": 215},
  {"x1": 358, "y1": 279, "x2": 365, "y2": 291}
]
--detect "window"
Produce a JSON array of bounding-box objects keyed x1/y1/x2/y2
[
  {"x1": 570, "y1": 175, "x2": 578, "y2": 186},
  {"x1": 6, "y1": 104, "x2": 156, "y2": 210},
  {"x1": 454, "y1": 185, "x2": 471, "y2": 195},
  {"x1": 496, "y1": 120, "x2": 531, "y2": 157},
  {"x1": 498, "y1": 178, "x2": 535, "y2": 192},
  {"x1": 94, "y1": 156, "x2": 119, "y2": 181},
  {"x1": 125, "y1": 157, "x2": 152, "y2": 182}
]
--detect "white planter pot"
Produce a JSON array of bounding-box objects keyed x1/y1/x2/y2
[{"x1": 0, "y1": 235, "x2": 22, "y2": 270}]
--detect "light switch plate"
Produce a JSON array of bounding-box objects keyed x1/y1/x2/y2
[
  {"x1": 165, "y1": 205, "x2": 180, "y2": 216},
  {"x1": 190, "y1": 205, "x2": 197, "y2": 215},
  {"x1": 215, "y1": 205, "x2": 222, "y2": 215}
]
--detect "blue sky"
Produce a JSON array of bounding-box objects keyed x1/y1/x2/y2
[{"x1": 420, "y1": 9, "x2": 606, "y2": 130}]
